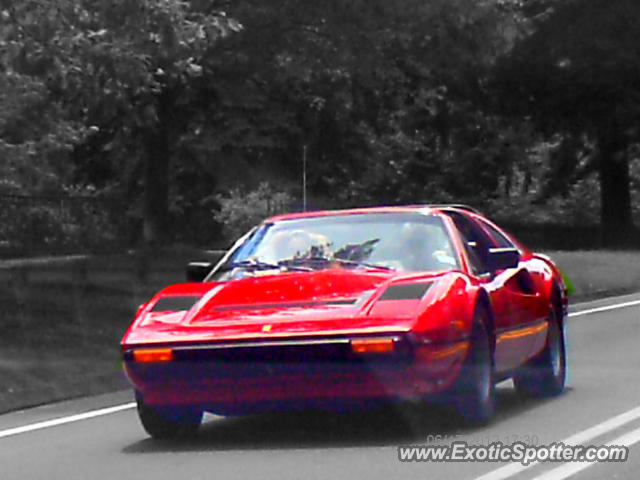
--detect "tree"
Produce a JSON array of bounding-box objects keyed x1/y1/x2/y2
[
  {"x1": 207, "y1": 0, "x2": 521, "y2": 207},
  {"x1": 4, "y1": 0, "x2": 583, "y2": 250},
  {"x1": 1, "y1": 0, "x2": 240, "y2": 244},
  {"x1": 494, "y1": 0, "x2": 640, "y2": 242}
]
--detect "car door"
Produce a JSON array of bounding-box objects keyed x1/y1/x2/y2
[
  {"x1": 446, "y1": 211, "x2": 539, "y2": 373},
  {"x1": 475, "y1": 217, "x2": 550, "y2": 358}
]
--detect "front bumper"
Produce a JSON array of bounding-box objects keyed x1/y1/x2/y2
[{"x1": 123, "y1": 335, "x2": 468, "y2": 414}]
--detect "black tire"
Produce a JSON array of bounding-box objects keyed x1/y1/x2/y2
[
  {"x1": 136, "y1": 391, "x2": 203, "y2": 439},
  {"x1": 453, "y1": 310, "x2": 495, "y2": 425},
  {"x1": 513, "y1": 308, "x2": 566, "y2": 397}
]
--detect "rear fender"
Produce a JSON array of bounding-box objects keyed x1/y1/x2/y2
[{"x1": 532, "y1": 254, "x2": 568, "y2": 320}]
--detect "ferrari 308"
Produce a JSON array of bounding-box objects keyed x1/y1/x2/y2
[{"x1": 121, "y1": 205, "x2": 568, "y2": 439}]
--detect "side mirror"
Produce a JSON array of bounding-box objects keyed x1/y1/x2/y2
[
  {"x1": 186, "y1": 262, "x2": 213, "y2": 282},
  {"x1": 487, "y1": 247, "x2": 519, "y2": 272}
]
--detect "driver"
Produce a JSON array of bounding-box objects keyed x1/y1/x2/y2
[{"x1": 398, "y1": 223, "x2": 440, "y2": 271}]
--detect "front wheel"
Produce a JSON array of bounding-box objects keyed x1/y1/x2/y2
[
  {"x1": 513, "y1": 309, "x2": 566, "y2": 397},
  {"x1": 136, "y1": 391, "x2": 203, "y2": 439},
  {"x1": 453, "y1": 311, "x2": 495, "y2": 425}
]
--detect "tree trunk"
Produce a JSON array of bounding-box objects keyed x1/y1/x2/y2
[
  {"x1": 597, "y1": 132, "x2": 632, "y2": 246},
  {"x1": 142, "y1": 124, "x2": 170, "y2": 245},
  {"x1": 141, "y1": 85, "x2": 182, "y2": 245}
]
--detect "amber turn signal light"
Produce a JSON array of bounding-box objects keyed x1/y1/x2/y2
[
  {"x1": 351, "y1": 338, "x2": 395, "y2": 354},
  {"x1": 132, "y1": 348, "x2": 173, "y2": 362}
]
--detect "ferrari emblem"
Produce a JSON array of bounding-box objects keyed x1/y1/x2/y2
[{"x1": 262, "y1": 324, "x2": 273, "y2": 333}]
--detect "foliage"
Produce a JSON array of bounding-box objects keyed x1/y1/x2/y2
[
  {"x1": 0, "y1": 0, "x2": 240, "y2": 245},
  {"x1": 488, "y1": 174, "x2": 601, "y2": 226},
  {"x1": 492, "y1": 0, "x2": 640, "y2": 236},
  {"x1": 212, "y1": 183, "x2": 293, "y2": 240},
  {"x1": 1, "y1": 0, "x2": 638, "y2": 253},
  {"x1": 204, "y1": 0, "x2": 527, "y2": 208},
  {"x1": 0, "y1": 193, "x2": 128, "y2": 255}
]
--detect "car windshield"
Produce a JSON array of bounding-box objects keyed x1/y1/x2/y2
[{"x1": 210, "y1": 212, "x2": 459, "y2": 280}]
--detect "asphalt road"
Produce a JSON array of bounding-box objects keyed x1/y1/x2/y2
[{"x1": 1, "y1": 293, "x2": 639, "y2": 480}]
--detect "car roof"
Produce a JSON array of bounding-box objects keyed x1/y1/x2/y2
[{"x1": 265, "y1": 204, "x2": 479, "y2": 223}]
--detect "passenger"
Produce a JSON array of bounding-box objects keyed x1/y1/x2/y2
[{"x1": 260, "y1": 229, "x2": 332, "y2": 263}]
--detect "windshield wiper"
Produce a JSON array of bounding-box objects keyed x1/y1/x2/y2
[
  {"x1": 224, "y1": 259, "x2": 315, "y2": 273},
  {"x1": 221, "y1": 260, "x2": 282, "y2": 272},
  {"x1": 278, "y1": 257, "x2": 329, "y2": 269},
  {"x1": 280, "y1": 256, "x2": 394, "y2": 271},
  {"x1": 332, "y1": 258, "x2": 395, "y2": 271}
]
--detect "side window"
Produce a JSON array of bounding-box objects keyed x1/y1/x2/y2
[
  {"x1": 447, "y1": 212, "x2": 494, "y2": 276},
  {"x1": 477, "y1": 219, "x2": 517, "y2": 250}
]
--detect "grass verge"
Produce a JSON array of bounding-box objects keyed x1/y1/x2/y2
[
  {"x1": 544, "y1": 250, "x2": 640, "y2": 302},
  {"x1": 0, "y1": 247, "x2": 220, "y2": 414}
]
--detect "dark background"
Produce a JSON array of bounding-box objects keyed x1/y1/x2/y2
[{"x1": 1, "y1": 0, "x2": 640, "y2": 256}]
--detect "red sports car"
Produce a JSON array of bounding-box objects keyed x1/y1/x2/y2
[{"x1": 122, "y1": 205, "x2": 568, "y2": 439}]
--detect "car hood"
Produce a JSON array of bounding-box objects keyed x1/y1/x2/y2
[{"x1": 123, "y1": 269, "x2": 441, "y2": 345}]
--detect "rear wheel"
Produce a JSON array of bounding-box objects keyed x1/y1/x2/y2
[
  {"x1": 453, "y1": 310, "x2": 495, "y2": 424},
  {"x1": 513, "y1": 308, "x2": 566, "y2": 397},
  {"x1": 136, "y1": 391, "x2": 203, "y2": 439}
]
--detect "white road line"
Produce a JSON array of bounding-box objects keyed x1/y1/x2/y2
[
  {"x1": 568, "y1": 300, "x2": 640, "y2": 318},
  {"x1": 0, "y1": 296, "x2": 639, "y2": 442},
  {"x1": 556, "y1": 406, "x2": 640, "y2": 446},
  {"x1": 0, "y1": 403, "x2": 136, "y2": 439},
  {"x1": 473, "y1": 405, "x2": 640, "y2": 480},
  {"x1": 473, "y1": 296, "x2": 640, "y2": 479},
  {"x1": 532, "y1": 424, "x2": 640, "y2": 480}
]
